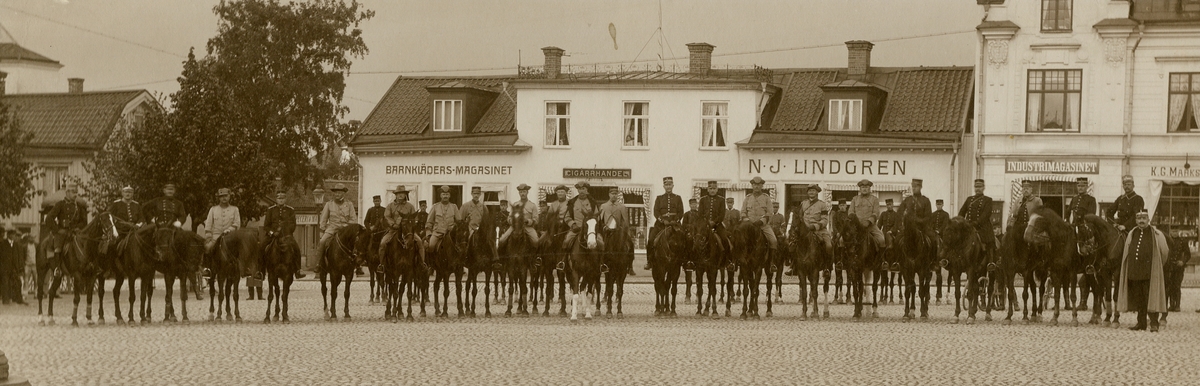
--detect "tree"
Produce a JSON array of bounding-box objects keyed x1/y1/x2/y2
[
  {"x1": 82, "y1": 0, "x2": 373, "y2": 229},
  {"x1": 0, "y1": 102, "x2": 39, "y2": 218}
]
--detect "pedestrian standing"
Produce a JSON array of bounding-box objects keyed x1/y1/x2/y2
[{"x1": 23, "y1": 234, "x2": 37, "y2": 296}]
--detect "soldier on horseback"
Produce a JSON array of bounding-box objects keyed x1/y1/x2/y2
[
  {"x1": 364, "y1": 195, "x2": 385, "y2": 233},
  {"x1": 880, "y1": 199, "x2": 898, "y2": 248},
  {"x1": 380, "y1": 186, "x2": 426, "y2": 269},
  {"x1": 1011, "y1": 180, "x2": 1037, "y2": 231},
  {"x1": 459, "y1": 186, "x2": 497, "y2": 260},
  {"x1": 313, "y1": 183, "x2": 358, "y2": 274},
  {"x1": 959, "y1": 179, "x2": 996, "y2": 256},
  {"x1": 262, "y1": 190, "x2": 305, "y2": 279},
  {"x1": 1069, "y1": 177, "x2": 1096, "y2": 224},
  {"x1": 598, "y1": 187, "x2": 628, "y2": 273},
  {"x1": 201, "y1": 188, "x2": 241, "y2": 278},
  {"x1": 742, "y1": 176, "x2": 779, "y2": 262},
  {"x1": 899, "y1": 179, "x2": 935, "y2": 244},
  {"x1": 139, "y1": 183, "x2": 187, "y2": 262},
  {"x1": 796, "y1": 184, "x2": 831, "y2": 255},
  {"x1": 563, "y1": 181, "x2": 603, "y2": 256},
  {"x1": 646, "y1": 177, "x2": 684, "y2": 271},
  {"x1": 933, "y1": 199, "x2": 950, "y2": 235},
  {"x1": 110, "y1": 186, "x2": 142, "y2": 238},
  {"x1": 698, "y1": 181, "x2": 731, "y2": 254},
  {"x1": 499, "y1": 184, "x2": 540, "y2": 250},
  {"x1": 44, "y1": 184, "x2": 88, "y2": 259},
  {"x1": 1108, "y1": 175, "x2": 1144, "y2": 233},
  {"x1": 425, "y1": 185, "x2": 458, "y2": 255},
  {"x1": 850, "y1": 179, "x2": 886, "y2": 249}
]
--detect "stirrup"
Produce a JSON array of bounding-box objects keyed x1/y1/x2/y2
[
  {"x1": 377, "y1": 264, "x2": 385, "y2": 273},
  {"x1": 252, "y1": 272, "x2": 263, "y2": 281},
  {"x1": 600, "y1": 264, "x2": 610, "y2": 273},
  {"x1": 556, "y1": 261, "x2": 566, "y2": 271},
  {"x1": 684, "y1": 261, "x2": 695, "y2": 271},
  {"x1": 534, "y1": 257, "x2": 542, "y2": 267}
]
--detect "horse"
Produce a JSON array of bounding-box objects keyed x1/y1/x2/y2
[
  {"x1": 684, "y1": 217, "x2": 723, "y2": 318},
  {"x1": 374, "y1": 213, "x2": 424, "y2": 321},
  {"x1": 896, "y1": 213, "x2": 934, "y2": 320},
  {"x1": 464, "y1": 213, "x2": 498, "y2": 317},
  {"x1": 938, "y1": 217, "x2": 988, "y2": 324},
  {"x1": 529, "y1": 215, "x2": 562, "y2": 317},
  {"x1": 786, "y1": 212, "x2": 829, "y2": 320},
  {"x1": 37, "y1": 219, "x2": 102, "y2": 326},
  {"x1": 1072, "y1": 214, "x2": 1120, "y2": 325},
  {"x1": 118, "y1": 224, "x2": 204, "y2": 324},
  {"x1": 430, "y1": 219, "x2": 467, "y2": 318},
  {"x1": 262, "y1": 231, "x2": 300, "y2": 323},
  {"x1": 651, "y1": 221, "x2": 686, "y2": 317},
  {"x1": 502, "y1": 210, "x2": 534, "y2": 317},
  {"x1": 727, "y1": 221, "x2": 768, "y2": 320},
  {"x1": 319, "y1": 223, "x2": 363, "y2": 321},
  {"x1": 997, "y1": 224, "x2": 1044, "y2": 324},
  {"x1": 204, "y1": 228, "x2": 263, "y2": 323},
  {"x1": 1025, "y1": 207, "x2": 1080, "y2": 326},
  {"x1": 566, "y1": 217, "x2": 602, "y2": 322},
  {"x1": 833, "y1": 212, "x2": 880, "y2": 319},
  {"x1": 1161, "y1": 230, "x2": 1188, "y2": 324},
  {"x1": 358, "y1": 225, "x2": 385, "y2": 304},
  {"x1": 89, "y1": 213, "x2": 124, "y2": 325}
]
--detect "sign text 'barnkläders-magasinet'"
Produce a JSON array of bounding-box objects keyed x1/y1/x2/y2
[{"x1": 385, "y1": 165, "x2": 513, "y2": 175}]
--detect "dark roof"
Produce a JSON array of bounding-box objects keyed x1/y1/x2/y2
[
  {"x1": 356, "y1": 76, "x2": 515, "y2": 137},
  {"x1": 761, "y1": 67, "x2": 973, "y2": 134},
  {"x1": 0, "y1": 43, "x2": 60, "y2": 65},
  {"x1": 740, "y1": 131, "x2": 959, "y2": 150},
  {"x1": 2, "y1": 90, "x2": 150, "y2": 148}
]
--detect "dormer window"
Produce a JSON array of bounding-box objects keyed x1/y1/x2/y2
[
  {"x1": 433, "y1": 100, "x2": 462, "y2": 131},
  {"x1": 828, "y1": 99, "x2": 863, "y2": 131}
]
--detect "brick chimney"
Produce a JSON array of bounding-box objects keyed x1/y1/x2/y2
[
  {"x1": 687, "y1": 43, "x2": 715, "y2": 75},
  {"x1": 0, "y1": 71, "x2": 7, "y2": 95},
  {"x1": 541, "y1": 46, "x2": 565, "y2": 79},
  {"x1": 68, "y1": 78, "x2": 84, "y2": 93},
  {"x1": 846, "y1": 41, "x2": 873, "y2": 76}
]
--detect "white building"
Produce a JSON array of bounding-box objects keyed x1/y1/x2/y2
[{"x1": 974, "y1": 0, "x2": 1200, "y2": 258}]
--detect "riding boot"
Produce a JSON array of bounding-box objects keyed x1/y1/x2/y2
[{"x1": 1149, "y1": 312, "x2": 1160, "y2": 332}]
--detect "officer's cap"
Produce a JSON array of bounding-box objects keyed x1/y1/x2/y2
[
  {"x1": 121, "y1": 186, "x2": 134, "y2": 193},
  {"x1": 1076, "y1": 177, "x2": 1088, "y2": 183},
  {"x1": 575, "y1": 181, "x2": 590, "y2": 189},
  {"x1": 911, "y1": 178, "x2": 923, "y2": 185},
  {"x1": 707, "y1": 181, "x2": 719, "y2": 187},
  {"x1": 807, "y1": 184, "x2": 821, "y2": 193},
  {"x1": 439, "y1": 185, "x2": 451, "y2": 193},
  {"x1": 516, "y1": 183, "x2": 531, "y2": 191},
  {"x1": 331, "y1": 183, "x2": 348, "y2": 192},
  {"x1": 750, "y1": 176, "x2": 766, "y2": 185},
  {"x1": 935, "y1": 199, "x2": 944, "y2": 205},
  {"x1": 1136, "y1": 210, "x2": 1150, "y2": 219},
  {"x1": 554, "y1": 185, "x2": 569, "y2": 193},
  {"x1": 662, "y1": 177, "x2": 673, "y2": 183},
  {"x1": 1122, "y1": 175, "x2": 1135, "y2": 184},
  {"x1": 470, "y1": 186, "x2": 481, "y2": 193},
  {"x1": 973, "y1": 179, "x2": 985, "y2": 185},
  {"x1": 163, "y1": 183, "x2": 176, "y2": 190},
  {"x1": 371, "y1": 195, "x2": 381, "y2": 200},
  {"x1": 857, "y1": 179, "x2": 873, "y2": 187},
  {"x1": 885, "y1": 199, "x2": 894, "y2": 205},
  {"x1": 217, "y1": 188, "x2": 231, "y2": 197}
]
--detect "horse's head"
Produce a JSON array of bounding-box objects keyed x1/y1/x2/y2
[
  {"x1": 1074, "y1": 219, "x2": 1097, "y2": 257},
  {"x1": 584, "y1": 218, "x2": 598, "y2": 250},
  {"x1": 153, "y1": 227, "x2": 177, "y2": 263},
  {"x1": 1024, "y1": 213, "x2": 1045, "y2": 245}
]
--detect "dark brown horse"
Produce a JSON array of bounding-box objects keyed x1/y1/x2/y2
[
  {"x1": 998, "y1": 225, "x2": 1045, "y2": 324},
  {"x1": 373, "y1": 213, "x2": 424, "y2": 321},
  {"x1": 119, "y1": 225, "x2": 204, "y2": 324},
  {"x1": 464, "y1": 213, "x2": 498, "y2": 317},
  {"x1": 896, "y1": 212, "x2": 934, "y2": 320},
  {"x1": 431, "y1": 219, "x2": 467, "y2": 318},
  {"x1": 651, "y1": 221, "x2": 686, "y2": 317},
  {"x1": 89, "y1": 213, "x2": 123, "y2": 325},
  {"x1": 728, "y1": 221, "x2": 767, "y2": 320},
  {"x1": 37, "y1": 219, "x2": 102, "y2": 326},
  {"x1": 530, "y1": 214, "x2": 566, "y2": 317},
  {"x1": 1072, "y1": 214, "x2": 1120, "y2": 325},
  {"x1": 1025, "y1": 207, "x2": 1080, "y2": 326},
  {"x1": 205, "y1": 228, "x2": 262, "y2": 323},
  {"x1": 359, "y1": 226, "x2": 385, "y2": 304},
  {"x1": 1161, "y1": 228, "x2": 1188, "y2": 324},
  {"x1": 938, "y1": 217, "x2": 988, "y2": 324},
  {"x1": 787, "y1": 212, "x2": 829, "y2": 320},
  {"x1": 833, "y1": 212, "x2": 881, "y2": 319},
  {"x1": 502, "y1": 210, "x2": 533, "y2": 317},
  {"x1": 684, "y1": 217, "x2": 722, "y2": 318},
  {"x1": 320, "y1": 223, "x2": 362, "y2": 321},
  {"x1": 600, "y1": 220, "x2": 634, "y2": 318},
  {"x1": 262, "y1": 232, "x2": 300, "y2": 323}
]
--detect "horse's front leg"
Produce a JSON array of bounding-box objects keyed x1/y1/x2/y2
[{"x1": 342, "y1": 275, "x2": 353, "y2": 320}]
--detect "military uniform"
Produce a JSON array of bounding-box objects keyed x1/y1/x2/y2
[
  {"x1": 363, "y1": 203, "x2": 386, "y2": 232},
  {"x1": 1110, "y1": 192, "x2": 1144, "y2": 232},
  {"x1": 262, "y1": 202, "x2": 301, "y2": 272},
  {"x1": 500, "y1": 199, "x2": 539, "y2": 247},
  {"x1": 1010, "y1": 195, "x2": 1035, "y2": 231},
  {"x1": 878, "y1": 207, "x2": 899, "y2": 248},
  {"x1": 45, "y1": 197, "x2": 88, "y2": 257},
  {"x1": 1069, "y1": 192, "x2": 1097, "y2": 224},
  {"x1": 899, "y1": 193, "x2": 934, "y2": 241},
  {"x1": 798, "y1": 197, "x2": 831, "y2": 253},
  {"x1": 142, "y1": 196, "x2": 187, "y2": 226},
  {"x1": 723, "y1": 205, "x2": 741, "y2": 230},
  {"x1": 317, "y1": 198, "x2": 358, "y2": 263},
  {"x1": 109, "y1": 198, "x2": 143, "y2": 235},
  {"x1": 647, "y1": 190, "x2": 684, "y2": 252},
  {"x1": 425, "y1": 200, "x2": 458, "y2": 251},
  {"x1": 564, "y1": 194, "x2": 602, "y2": 250},
  {"x1": 959, "y1": 193, "x2": 995, "y2": 252},
  {"x1": 698, "y1": 193, "x2": 729, "y2": 250},
  {"x1": 932, "y1": 208, "x2": 950, "y2": 235},
  {"x1": 850, "y1": 193, "x2": 885, "y2": 246},
  {"x1": 203, "y1": 204, "x2": 241, "y2": 252}
]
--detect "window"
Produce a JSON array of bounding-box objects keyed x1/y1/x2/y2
[
  {"x1": 623, "y1": 102, "x2": 649, "y2": 148},
  {"x1": 1028, "y1": 181, "x2": 1077, "y2": 218},
  {"x1": 1153, "y1": 182, "x2": 1199, "y2": 229},
  {"x1": 433, "y1": 100, "x2": 462, "y2": 132},
  {"x1": 1168, "y1": 73, "x2": 1200, "y2": 132},
  {"x1": 545, "y1": 102, "x2": 570, "y2": 147},
  {"x1": 828, "y1": 99, "x2": 863, "y2": 132},
  {"x1": 1041, "y1": 0, "x2": 1072, "y2": 32},
  {"x1": 1027, "y1": 70, "x2": 1082, "y2": 132},
  {"x1": 42, "y1": 166, "x2": 69, "y2": 193},
  {"x1": 701, "y1": 102, "x2": 728, "y2": 148}
]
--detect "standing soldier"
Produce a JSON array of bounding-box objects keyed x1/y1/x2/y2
[
  {"x1": 458, "y1": 186, "x2": 497, "y2": 259},
  {"x1": 742, "y1": 177, "x2": 779, "y2": 260},
  {"x1": 959, "y1": 179, "x2": 996, "y2": 257},
  {"x1": 499, "y1": 184, "x2": 539, "y2": 249},
  {"x1": 425, "y1": 186, "x2": 458, "y2": 255},
  {"x1": 262, "y1": 190, "x2": 304, "y2": 279},
  {"x1": 109, "y1": 186, "x2": 143, "y2": 237},
  {"x1": 724, "y1": 197, "x2": 740, "y2": 231},
  {"x1": 850, "y1": 179, "x2": 885, "y2": 249},
  {"x1": 380, "y1": 186, "x2": 425, "y2": 268},
  {"x1": 44, "y1": 184, "x2": 88, "y2": 259},
  {"x1": 647, "y1": 177, "x2": 684, "y2": 271},
  {"x1": 932, "y1": 199, "x2": 950, "y2": 235},
  {"x1": 797, "y1": 184, "x2": 831, "y2": 255},
  {"x1": 1010, "y1": 180, "x2": 1036, "y2": 232},
  {"x1": 683, "y1": 198, "x2": 699, "y2": 229},
  {"x1": 1109, "y1": 175, "x2": 1144, "y2": 233},
  {"x1": 1069, "y1": 177, "x2": 1097, "y2": 224},
  {"x1": 598, "y1": 187, "x2": 628, "y2": 273},
  {"x1": 416, "y1": 200, "x2": 429, "y2": 239},
  {"x1": 363, "y1": 195, "x2": 386, "y2": 232},
  {"x1": 201, "y1": 188, "x2": 241, "y2": 278},
  {"x1": 769, "y1": 202, "x2": 785, "y2": 240},
  {"x1": 1116, "y1": 210, "x2": 1168, "y2": 332},
  {"x1": 698, "y1": 181, "x2": 728, "y2": 252},
  {"x1": 899, "y1": 179, "x2": 934, "y2": 242},
  {"x1": 313, "y1": 183, "x2": 358, "y2": 274}
]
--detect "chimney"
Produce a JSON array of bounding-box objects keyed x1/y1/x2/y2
[
  {"x1": 845, "y1": 41, "x2": 873, "y2": 76},
  {"x1": 0, "y1": 71, "x2": 7, "y2": 95},
  {"x1": 687, "y1": 43, "x2": 715, "y2": 75},
  {"x1": 541, "y1": 46, "x2": 565, "y2": 79},
  {"x1": 68, "y1": 78, "x2": 84, "y2": 93}
]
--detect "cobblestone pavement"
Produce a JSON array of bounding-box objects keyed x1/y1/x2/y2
[{"x1": 2, "y1": 277, "x2": 1199, "y2": 385}]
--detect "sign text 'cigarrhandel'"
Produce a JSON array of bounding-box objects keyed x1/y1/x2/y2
[{"x1": 386, "y1": 165, "x2": 513, "y2": 175}]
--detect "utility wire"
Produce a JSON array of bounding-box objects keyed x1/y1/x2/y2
[{"x1": 0, "y1": 4, "x2": 186, "y2": 59}]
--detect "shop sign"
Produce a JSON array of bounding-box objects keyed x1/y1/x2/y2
[
  {"x1": 1150, "y1": 166, "x2": 1200, "y2": 178},
  {"x1": 297, "y1": 214, "x2": 318, "y2": 225},
  {"x1": 1004, "y1": 159, "x2": 1099, "y2": 174},
  {"x1": 385, "y1": 165, "x2": 513, "y2": 175},
  {"x1": 563, "y1": 168, "x2": 632, "y2": 179},
  {"x1": 748, "y1": 158, "x2": 908, "y2": 176}
]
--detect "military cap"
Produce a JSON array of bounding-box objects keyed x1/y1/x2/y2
[
  {"x1": 1136, "y1": 210, "x2": 1150, "y2": 219},
  {"x1": 837, "y1": 200, "x2": 846, "y2": 206},
  {"x1": 163, "y1": 183, "x2": 177, "y2": 190},
  {"x1": 1122, "y1": 175, "x2": 1134, "y2": 184},
  {"x1": 331, "y1": 183, "x2": 348, "y2": 192},
  {"x1": 516, "y1": 183, "x2": 531, "y2": 191},
  {"x1": 750, "y1": 176, "x2": 766, "y2": 185},
  {"x1": 935, "y1": 199, "x2": 944, "y2": 205},
  {"x1": 500, "y1": 199, "x2": 509, "y2": 204},
  {"x1": 973, "y1": 179, "x2": 985, "y2": 184},
  {"x1": 372, "y1": 195, "x2": 381, "y2": 200},
  {"x1": 419, "y1": 200, "x2": 427, "y2": 205},
  {"x1": 575, "y1": 181, "x2": 590, "y2": 189},
  {"x1": 439, "y1": 185, "x2": 451, "y2": 193},
  {"x1": 609, "y1": 187, "x2": 620, "y2": 193},
  {"x1": 1076, "y1": 177, "x2": 1088, "y2": 183},
  {"x1": 277, "y1": 190, "x2": 289, "y2": 197},
  {"x1": 217, "y1": 188, "x2": 231, "y2": 196},
  {"x1": 688, "y1": 198, "x2": 698, "y2": 203},
  {"x1": 857, "y1": 179, "x2": 873, "y2": 187},
  {"x1": 393, "y1": 185, "x2": 408, "y2": 194},
  {"x1": 1021, "y1": 180, "x2": 1033, "y2": 186},
  {"x1": 725, "y1": 197, "x2": 734, "y2": 202},
  {"x1": 554, "y1": 185, "x2": 569, "y2": 192},
  {"x1": 807, "y1": 184, "x2": 821, "y2": 193},
  {"x1": 885, "y1": 198, "x2": 894, "y2": 205},
  {"x1": 663, "y1": 177, "x2": 673, "y2": 183},
  {"x1": 911, "y1": 178, "x2": 923, "y2": 185},
  {"x1": 470, "y1": 186, "x2": 481, "y2": 192},
  {"x1": 121, "y1": 186, "x2": 134, "y2": 193},
  {"x1": 707, "y1": 181, "x2": 719, "y2": 187}
]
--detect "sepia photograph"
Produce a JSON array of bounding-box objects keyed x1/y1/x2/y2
[{"x1": 0, "y1": 0, "x2": 1198, "y2": 384}]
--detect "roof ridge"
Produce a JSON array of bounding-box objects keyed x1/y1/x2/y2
[{"x1": 1, "y1": 89, "x2": 147, "y2": 98}]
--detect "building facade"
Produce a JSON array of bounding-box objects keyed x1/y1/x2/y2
[{"x1": 975, "y1": 0, "x2": 1200, "y2": 262}]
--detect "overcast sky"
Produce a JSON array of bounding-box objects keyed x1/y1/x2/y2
[{"x1": 0, "y1": 0, "x2": 982, "y2": 121}]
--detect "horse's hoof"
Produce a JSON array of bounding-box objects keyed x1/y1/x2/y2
[
  {"x1": 97, "y1": 318, "x2": 105, "y2": 325},
  {"x1": 485, "y1": 312, "x2": 493, "y2": 318},
  {"x1": 985, "y1": 314, "x2": 993, "y2": 322},
  {"x1": 116, "y1": 319, "x2": 125, "y2": 325},
  {"x1": 324, "y1": 316, "x2": 333, "y2": 322},
  {"x1": 725, "y1": 310, "x2": 731, "y2": 317},
  {"x1": 542, "y1": 311, "x2": 549, "y2": 317},
  {"x1": 1002, "y1": 319, "x2": 1012, "y2": 326},
  {"x1": 505, "y1": 311, "x2": 512, "y2": 317},
  {"x1": 740, "y1": 313, "x2": 747, "y2": 320},
  {"x1": 606, "y1": 312, "x2": 613, "y2": 319},
  {"x1": 871, "y1": 311, "x2": 879, "y2": 319},
  {"x1": 264, "y1": 317, "x2": 271, "y2": 324},
  {"x1": 765, "y1": 311, "x2": 773, "y2": 318},
  {"x1": 225, "y1": 314, "x2": 232, "y2": 321},
  {"x1": 343, "y1": 315, "x2": 351, "y2": 322},
  {"x1": 71, "y1": 320, "x2": 79, "y2": 327},
  {"x1": 799, "y1": 315, "x2": 808, "y2": 321},
  {"x1": 1049, "y1": 319, "x2": 1058, "y2": 326},
  {"x1": 967, "y1": 317, "x2": 976, "y2": 325},
  {"x1": 935, "y1": 300, "x2": 942, "y2": 306},
  {"x1": 406, "y1": 316, "x2": 414, "y2": 322},
  {"x1": 822, "y1": 311, "x2": 830, "y2": 319},
  {"x1": 1071, "y1": 320, "x2": 1080, "y2": 327},
  {"x1": 570, "y1": 316, "x2": 579, "y2": 323},
  {"x1": 235, "y1": 316, "x2": 243, "y2": 323},
  {"x1": 951, "y1": 317, "x2": 960, "y2": 324}
]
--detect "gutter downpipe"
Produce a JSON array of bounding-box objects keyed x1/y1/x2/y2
[
  {"x1": 975, "y1": 5, "x2": 989, "y2": 180},
  {"x1": 1123, "y1": 22, "x2": 1144, "y2": 176}
]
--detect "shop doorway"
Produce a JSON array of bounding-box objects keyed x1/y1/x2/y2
[{"x1": 1030, "y1": 181, "x2": 1076, "y2": 218}]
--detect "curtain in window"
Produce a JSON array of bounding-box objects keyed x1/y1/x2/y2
[
  {"x1": 839, "y1": 101, "x2": 851, "y2": 130},
  {"x1": 1027, "y1": 94, "x2": 1042, "y2": 131},
  {"x1": 1169, "y1": 94, "x2": 1189, "y2": 131},
  {"x1": 545, "y1": 118, "x2": 557, "y2": 145},
  {"x1": 702, "y1": 103, "x2": 727, "y2": 147},
  {"x1": 1190, "y1": 95, "x2": 1200, "y2": 130},
  {"x1": 624, "y1": 103, "x2": 636, "y2": 146},
  {"x1": 1065, "y1": 93, "x2": 1080, "y2": 131},
  {"x1": 558, "y1": 119, "x2": 570, "y2": 146}
]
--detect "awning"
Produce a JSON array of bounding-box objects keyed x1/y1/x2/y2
[{"x1": 1007, "y1": 175, "x2": 1094, "y2": 222}]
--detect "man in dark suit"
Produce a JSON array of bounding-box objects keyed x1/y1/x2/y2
[
  {"x1": 932, "y1": 199, "x2": 950, "y2": 235},
  {"x1": 363, "y1": 195, "x2": 385, "y2": 232},
  {"x1": 1069, "y1": 177, "x2": 1096, "y2": 224},
  {"x1": 1109, "y1": 175, "x2": 1144, "y2": 233},
  {"x1": 959, "y1": 179, "x2": 995, "y2": 255},
  {"x1": 898, "y1": 179, "x2": 934, "y2": 243},
  {"x1": 45, "y1": 185, "x2": 89, "y2": 259},
  {"x1": 646, "y1": 177, "x2": 684, "y2": 271},
  {"x1": 263, "y1": 190, "x2": 304, "y2": 279},
  {"x1": 879, "y1": 199, "x2": 899, "y2": 249},
  {"x1": 2, "y1": 227, "x2": 26, "y2": 304}
]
